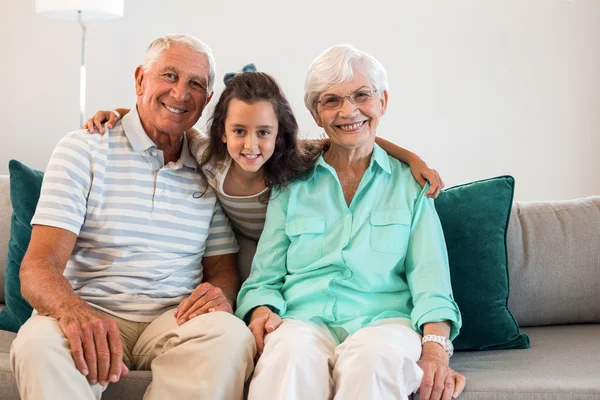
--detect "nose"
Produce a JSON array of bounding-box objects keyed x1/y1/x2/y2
[
  {"x1": 244, "y1": 133, "x2": 258, "y2": 149},
  {"x1": 171, "y1": 80, "x2": 190, "y2": 103},
  {"x1": 338, "y1": 95, "x2": 358, "y2": 116}
]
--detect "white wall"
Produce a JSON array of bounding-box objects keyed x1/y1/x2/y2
[{"x1": 2, "y1": 0, "x2": 599, "y2": 201}]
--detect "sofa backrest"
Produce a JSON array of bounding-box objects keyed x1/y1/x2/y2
[
  {"x1": 0, "y1": 176, "x2": 11, "y2": 304},
  {"x1": 506, "y1": 196, "x2": 600, "y2": 327}
]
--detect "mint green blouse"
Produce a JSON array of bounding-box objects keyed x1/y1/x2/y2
[{"x1": 235, "y1": 144, "x2": 462, "y2": 339}]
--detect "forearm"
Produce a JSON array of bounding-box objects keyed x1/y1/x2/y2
[
  {"x1": 114, "y1": 108, "x2": 130, "y2": 117},
  {"x1": 374, "y1": 137, "x2": 420, "y2": 164},
  {"x1": 20, "y1": 259, "x2": 86, "y2": 318}
]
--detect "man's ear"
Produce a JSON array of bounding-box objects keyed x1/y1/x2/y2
[
  {"x1": 134, "y1": 65, "x2": 144, "y2": 96},
  {"x1": 206, "y1": 91, "x2": 214, "y2": 105},
  {"x1": 310, "y1": 109, "x2": 323, "y2": 128}
]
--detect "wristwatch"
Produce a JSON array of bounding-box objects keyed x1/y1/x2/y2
[{"x1": 421, "y1": 334, "x2": 454, "y2": 357}]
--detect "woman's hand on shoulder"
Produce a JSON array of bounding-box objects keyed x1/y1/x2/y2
[
  {"x1": 82, "y1": 108, "x2": 128, "y2": 134},
  {"x1": 410, "y1": 160, "x2": 445, "y2": 199},
  {"x1": 248, "y1": 306, "x2": 282, "y2": 360}
]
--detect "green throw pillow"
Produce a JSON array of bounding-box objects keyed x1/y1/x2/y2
[
  {"x1": 0, "y1": 160, "x2": 43, "y2": 332},
  {"x1": 434, "y1": 176, "x2": 530, "y2": 350}
]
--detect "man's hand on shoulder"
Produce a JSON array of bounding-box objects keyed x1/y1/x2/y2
[
  {"x1": 55, "y1": 302, "x2": 128, "y2": 387},
  {"x1": 174, "y1": 282, "x2": 234, "y2": 325}
]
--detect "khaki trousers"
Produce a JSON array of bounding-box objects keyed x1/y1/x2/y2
[
  {"x1": 248, "y1": 318, "x2": 424, "y2": 400},
  {"x1": 10, "y1": 309, "x2": 256, "y2": 400}
]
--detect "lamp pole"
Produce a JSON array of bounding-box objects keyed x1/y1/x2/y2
[{"x1": 77, "y1": 10, "x2": 87, "y2": 127}]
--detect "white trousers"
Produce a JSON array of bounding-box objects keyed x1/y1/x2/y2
[
  {"x1": 248, "y1": 318, "x2": 424, "y2": 400},
  {"x1": 10, "y1": 309, "x2": 256, "y2": 400}
]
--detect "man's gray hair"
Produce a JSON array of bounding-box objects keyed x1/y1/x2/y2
[
  {"x1": 141, "y1": 34, "x2": 217, "y2": 93},
  {"x1": 304, "y1": 44, "x2": 388, "y2": 115}
]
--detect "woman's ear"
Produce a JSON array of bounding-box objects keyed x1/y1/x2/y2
[
  {"x1": 379, "y1": 90, "x2": 389, "y2": 115},
  {"x1": 310, "y1": 109, "x2": 323, "y2": 128}
]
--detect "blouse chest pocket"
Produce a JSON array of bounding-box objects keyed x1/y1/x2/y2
[
  {"x1": 285, "y1": 218, "x2": 325, "y2": 268},
  {"x1": 370, "y1": 210, "x2": 412, "y2": 254}
]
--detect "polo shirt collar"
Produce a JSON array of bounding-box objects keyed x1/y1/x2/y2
[{"x1": 121, "y1": 105, "x2": 199, "y2": 170}]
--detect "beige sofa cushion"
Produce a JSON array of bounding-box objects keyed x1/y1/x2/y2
[{"x1": 507, "y1": 196, "x2": 600, "y2": 327}]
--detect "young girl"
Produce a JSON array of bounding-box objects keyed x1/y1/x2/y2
[{"x1": 84, "y1": 68, "x2": 444, "y2": 274}]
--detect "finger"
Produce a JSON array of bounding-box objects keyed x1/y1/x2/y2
[
  {"x1": 415, "y1": 174, "x2": 427, "y2": 188},
  {"x1": 177, "y1": 285, "x2": 211, "y2": 319},
  {"x1": 65, "y1": 326, "x2": 88, "y2": 377},
  {"x1": 82, "y1": 325, "x2": 98, "y2": 385},
  {"x1": 265, "y1": 313, "x2": 282, "y2": 333},
  {"x1": 106, "y1": 113, "x2": 118, "y2": 129},
  {"x1": 93, "y1": 324, "x2": 111, "y2": 386},
  {"x1": 248, "y1": 321, "x2": 267, "y2": 354},
  {"x1": 419, "y1": 370, "x2": 434, "y2": 400},
  {"x1": 436, "y1": 171, "x2": 445, "y2": 189},
  {"x1": 191, "y1": 301, "x2": 232, "y2": 318},
  {"x1": 121, "y1": 361, "x2": 130, "y2": 376},
  {"x1": 453, "y1": 374, "x2": 467, "y2": 398},
  {"x1": 94, "y1": 115, "x2": 106, "y2": 134},
  {"x1": 107, "y1": 324, "x2": 124, "y2": 383},
  {"x1": 179, "y1": 292, "x2": 223, "y2": 321},
  {"x1": 431, "y1": 367, "x2": 448, "y2": 400},
  {"x1": 85, "y1": 119, "x2": 95, "y2": 134},
  {"x1": 442, "y1": 373, "x2": 455, "y2": 400}
]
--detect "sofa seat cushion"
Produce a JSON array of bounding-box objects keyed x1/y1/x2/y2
[{"x1": 442, "y1": 325, "x2": 600, "y2": 399}]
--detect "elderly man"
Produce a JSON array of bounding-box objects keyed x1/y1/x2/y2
[{"x1": 10, "y1": 34, "x2": 255, "y2": 400}]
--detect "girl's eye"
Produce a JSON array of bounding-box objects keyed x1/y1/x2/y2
[
  {"x1": 258, "y1": 130, "x2": 270, "y2": 137},
  {"x1": 233, "y1": 129, "x2": 245, "y2": 135}
]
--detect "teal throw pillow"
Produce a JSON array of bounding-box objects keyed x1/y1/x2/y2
[
  {"x1": 434, "y1": 176, "x2": 530, "y2": 350},
  {"x1": 0, "y1": 160, "x2": 43, "y2": 332}
]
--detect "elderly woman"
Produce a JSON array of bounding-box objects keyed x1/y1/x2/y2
[{"x1": 236, "y1": 45, "x2": 464, "y2": 400}]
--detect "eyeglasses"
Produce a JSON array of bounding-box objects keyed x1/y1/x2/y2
[{"x1": 316, "y1": 89, "x2": 379, "y2": 110}]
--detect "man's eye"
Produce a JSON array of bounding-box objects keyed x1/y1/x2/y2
[
  {"x1": 164, "y1": 73, "x2": 177, "y2": 81},
  {"x1": 190, "y1": 81, "x2": 203, "y2": 89}
]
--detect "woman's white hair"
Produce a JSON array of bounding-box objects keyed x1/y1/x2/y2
[
  {"x1": 304, "y1": 44, "x2": 388, "y2": 115},
  {"x1": 141, "y1": 34, "x2": 217, "y2": 93}
]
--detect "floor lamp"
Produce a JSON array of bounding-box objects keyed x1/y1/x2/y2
[{"x1": 35, "y1": 0, "x2": 125, "y2": 126}]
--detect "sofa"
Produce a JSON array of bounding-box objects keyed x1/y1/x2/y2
[{"x1": 0, "y1": 173, "x2": 599, "y2": 400}]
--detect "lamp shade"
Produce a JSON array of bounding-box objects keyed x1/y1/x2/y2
[{"x1": 36, "y1": 0, "x2": 124, "y2": 20}]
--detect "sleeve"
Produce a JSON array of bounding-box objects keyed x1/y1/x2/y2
[
  {"x1": 30, "y1": 132, "x2": 93, "y2": 235},
  {"x1": 235, "y1": 190, "x2": 290, "y2": 322},
  {"x1": 188, "y1": 131, "x2": 210, "y2": 164},
  {"x1": 405, "y1": 184, "x2": 462, "y2": 340},
  {"x1": 203, "y1": 200, "x2": 239, "y2": 257}
]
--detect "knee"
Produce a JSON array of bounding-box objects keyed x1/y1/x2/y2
[
  {"x1": 11, "y1": 316, "x2": 65, "y2": 366},
  {"x1": 190, "y1": 312, "x2": 255, "y2": 357}
]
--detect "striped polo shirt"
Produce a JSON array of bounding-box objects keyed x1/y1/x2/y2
[
  {"x1": 31, "y1": 106, "x2": 238, "y2": 322},
  {"x1": 190, "y1": 134, "x2": 268, "y2": 241}
]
